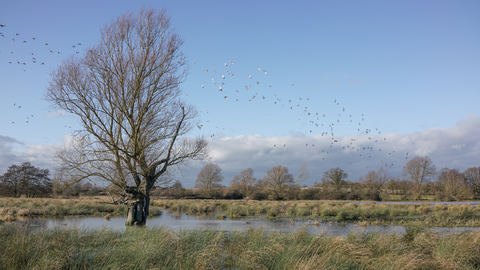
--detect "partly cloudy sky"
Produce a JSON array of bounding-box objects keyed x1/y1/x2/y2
[{"x1": 1, "y1": 1, "x2": 479, "y2": 187}]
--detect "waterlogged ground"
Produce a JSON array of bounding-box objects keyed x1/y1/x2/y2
[
  {"x1": 10, "y1": 210, "x2": 480, "y2": 236},
  {"x1": 3, "y1": 198, "x2": 480, "y2": 231}
]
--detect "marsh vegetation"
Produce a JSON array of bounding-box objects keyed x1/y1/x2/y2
[
  {"x1": 155, "y1": 199, "x2": 480, "y2": 227},
  {"x1": 0, "y1": 197, "x2": 161, "y2": 222},
  {"x1": 2, "y1": 197, "x2": 480, "y2": 228},
  {"x1": 1, "y1": 224, "x2": 480, "y2": 270}
]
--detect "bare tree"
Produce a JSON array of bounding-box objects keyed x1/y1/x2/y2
[
  {"x1": 293, "y1": 161, "x2": 309, "y2": 186},
  {"x1": 45, "y1": 8, "x2": 208, "y2": 226},
  {"x1": 23, "y1": 165, "x2": 51, "y2": 198},
  {"x1": 0, "y1": 164, "x2": 24, "y2": 197},
  {"x1": 402, "y1": 156, "x2": 436, "y2": 199},
  {"x1": 437, "y1": 168, "x2": 466, "y2": 198},
  {"x1": 321, "y1": 167, "x2": 348, "y2": 191},
  {"x1": 360, "y1": 167, "x2": 389, "y2": 194},
  {"x1": 464, "y1": 167, "x2": 480, "y2": 197},
  {"x1": 0, "y1": 162, "x2": 51, "y2": 198},
  {"x1": 166, "y1": 180, "x2": 185, "y2": 199},
  {"x1": 260, "y1": 165, "x2": 295, "y2": 199},
  {"x1": 229, "y1": 168, "x2": 257, "y2": 197},
  {"x1": 195, "y1": 163, "x2": 224, "y2": 198},
  {"x1": 359, "y1": 167, "x2": 389, "y2": 200}
]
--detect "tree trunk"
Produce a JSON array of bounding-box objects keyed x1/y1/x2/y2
[{"x1": 125, "y1": 193, "x2": 150, "y2": 226}]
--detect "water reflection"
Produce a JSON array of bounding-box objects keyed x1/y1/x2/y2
[{"x1": 8, "y1": 211, "x2": 480, "y2": 236}]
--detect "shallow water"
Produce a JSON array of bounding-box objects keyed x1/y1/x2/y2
[{"x1": 9, "y1": 211, "x2": 480, "y2": 236}]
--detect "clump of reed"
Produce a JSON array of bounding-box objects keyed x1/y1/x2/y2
[{"x1": 1, "y1": 224, "x2": 480, "y2": 269}]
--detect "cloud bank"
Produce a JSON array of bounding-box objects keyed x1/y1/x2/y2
[
  {"x1": 1, "y1": 114, "x2": 478, "y2": 188},
  {"x1": 180, "y1": 114, "x2": 480, "y2": 187},
  {"x1": 0, "y1": 135, "x2": 63, "y2": 173}
]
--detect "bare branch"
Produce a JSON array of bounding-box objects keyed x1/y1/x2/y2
[{"x1": 45, "y1": 7, "x2": 208, "y2": 205}]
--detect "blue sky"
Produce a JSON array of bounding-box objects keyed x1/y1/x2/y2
[{"x1": 1, "y1": 0, "x2": 479, "y2": 187}]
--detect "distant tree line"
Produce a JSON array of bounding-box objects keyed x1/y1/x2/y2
[
  {"x1": 3, "y1": 157, "x2": 479, "y2": 201},
  {"x1": 155, "y1": 157, "x2": 480, "y2": 201},
  {"x1": 0, "y1": 162, "x2": 106, "y2": 198},
  {"x1": 0, "y1": 162, "x2": 51, "y2": 198}
]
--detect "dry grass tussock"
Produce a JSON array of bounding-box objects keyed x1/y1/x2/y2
[
  {"x1": 1, "y1": 224, "x2": 480, "y2": 269},
  {"x1": 0, "y1": 197, "x2": 130, "y2": 219}
]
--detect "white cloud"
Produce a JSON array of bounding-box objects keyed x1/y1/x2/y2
[
  {"x1": 0, "y1": 135, "x2": 25, "y2": 171},
  {"x1": 45, "y1": 109, "x2": 67, "y2": 118},
  {"x1": 179, "y1": 114, "x2": 480, "y2": 187},
  {"x1": 2, "y1": 114, "x2": 479, "y2": 188},
  {"x1": 0, "y1": 135, "x2": 63, "y2": 173},
  {"x1": 451, "y1": 144, "x2": 465, "y2": 150}
]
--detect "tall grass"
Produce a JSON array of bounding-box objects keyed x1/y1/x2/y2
[{"x1": 1, "y1": 224, "x2": 479, "y2": 269}]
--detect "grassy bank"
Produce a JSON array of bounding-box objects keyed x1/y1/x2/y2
[
  {"x1": 0, "y1": 224, "x2": 479, "y2": 269},
  {"x1": 0, "y1": 197, "x2": 162, "y2": 222}
]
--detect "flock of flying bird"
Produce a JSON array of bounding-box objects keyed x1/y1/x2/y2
[
  {"x1": 186, "y1": 58, "x2": 411, "y2": 171},
  {"x1": 1, "y1": 24, "x2": 80, "y2": 128},
  {"x1": 0, "y1": 25, "x2": 81, "y2": 72},
  {"x1": 2, "y1": 22, "x2": 410, "y2": 172}
]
